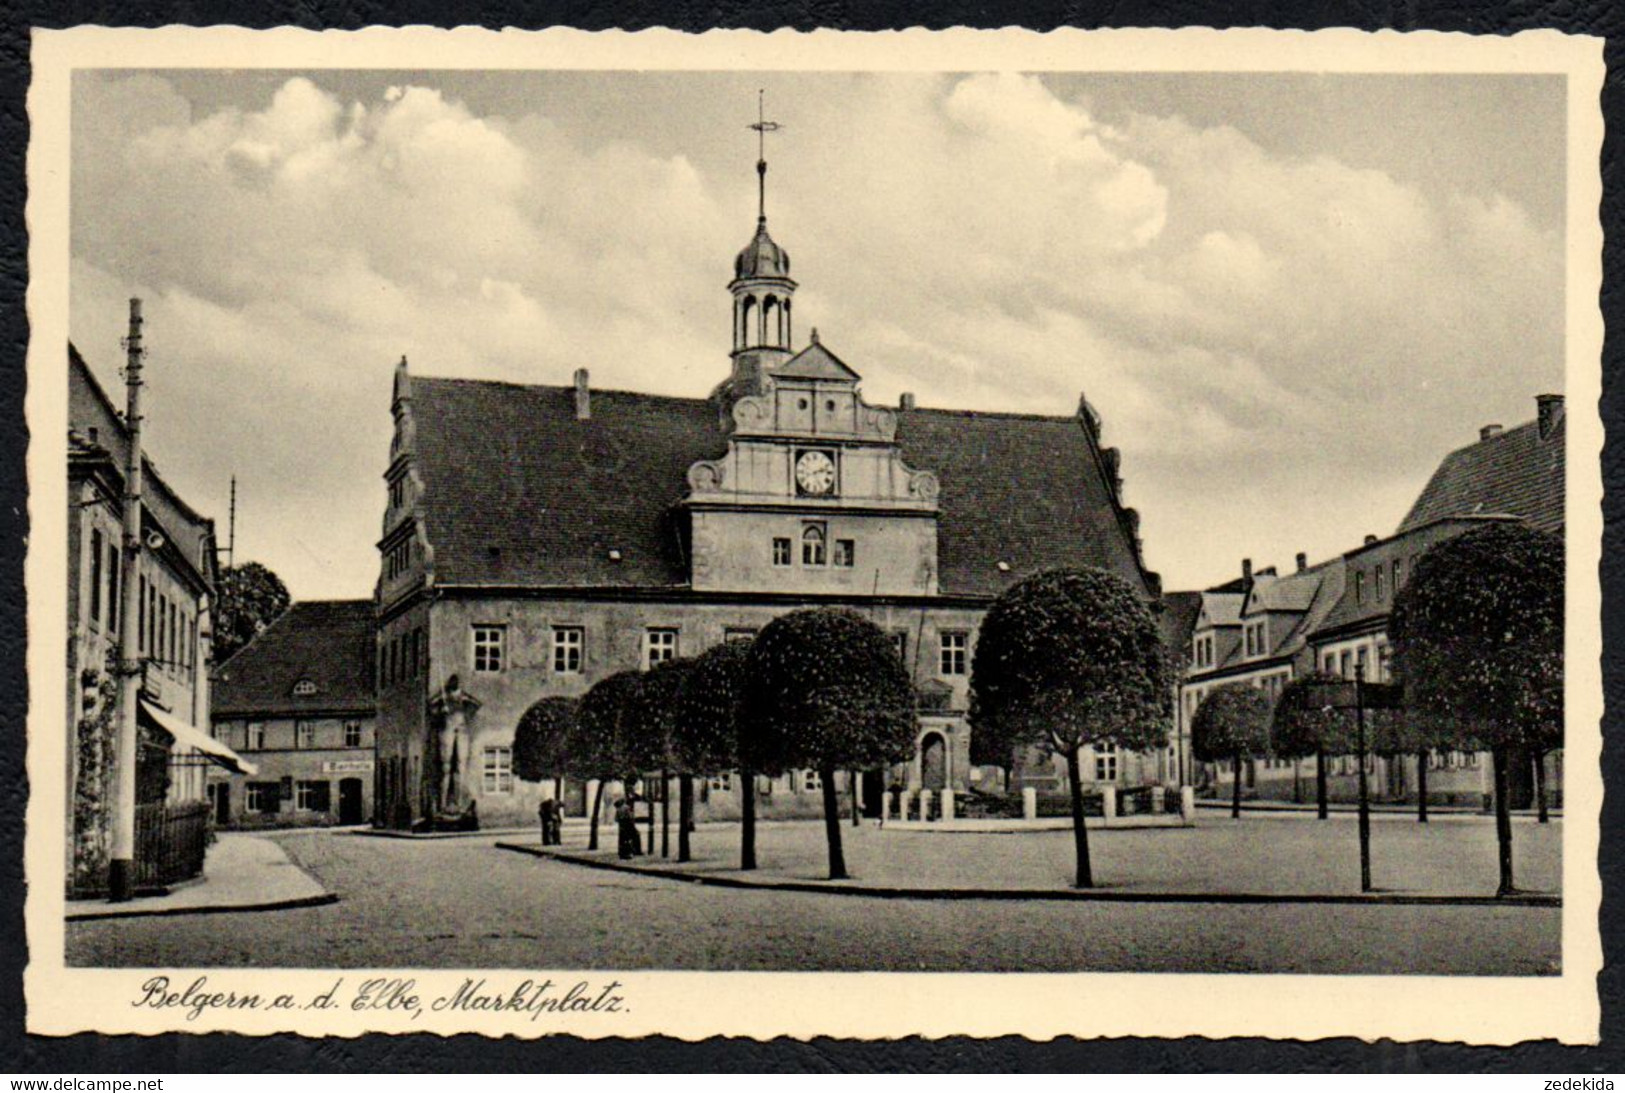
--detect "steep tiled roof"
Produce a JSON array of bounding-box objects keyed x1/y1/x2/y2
[
  {"x1": 213, "y1": 600, "x2": 376, "y2": 716},
  {"x1": 1158, "y1": 591, "x2": 1203, "y2": 669},
  {"x1": 406, "y1": 376, "x2": 1151, "y2": 599},
  {"x1": 1399, "y1": 415, "x2": 1564, "y2": 536}
]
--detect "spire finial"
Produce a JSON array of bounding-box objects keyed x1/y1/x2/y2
[{"x1": 748, "y1": 89, "x2": 781, "y2": 225}]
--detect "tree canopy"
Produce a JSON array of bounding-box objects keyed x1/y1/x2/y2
[
  {"x1": 623, "y1": 657, "x2": 692, "y2": 773},
  {"x1": 1270, "y1": 671, "x2": 1354, "y2": 759},
  {"x1": 1191, "y1": 684, "x2": 1273, "y2": 763},
  {"x1": 1388, "y1": 522, "x2": 1563, "y2": 751},
  {"x1": 512, "y1": 696, "x2": 577, "y2": 784},
  {"x1": 673, "y1": 641, "x2": 750, "y2": 776},
  {"x1": 970, "y1": 568, "x2": 1173, "y2": 757},
  {"x1": 742, "y1": 608, "x2": 917, "y2": 773},
  {"x1": 571, "y1": 670, "x2": 646, "y2": 783},
  {"x1": 212, "y1": 561, "x2": 291, "y2": 663}
]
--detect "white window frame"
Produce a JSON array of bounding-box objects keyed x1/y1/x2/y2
[
  {"x1": 246, "y1": 782, "x2": 273, "y2": 813},
  {"x1": 295, "y1": 779, "x2": 325, "y2": 812},
  {"x1": 645, "y1": 628, "x2": 679, "y2": 669},
  {"x1": 343, "y1": 721, "x2": 363, "y2": 748},
  {"x1": 247, "y1": 722, "x2": 266, "y2": 750},
  {"x1": 833, "y1": 538, "x2": 855, "y2": 568},
  {"x1": 552, "y1": 626, "x2": 584, "y2": 674},
  {"x1": 296, "y1": 720, "x2": 316, "y2": 749},
  {"x1": 772, "y1": 537, "x2": 792, "y2": 567},
  {"x1": 1094, "y1": 742, "x2": 1118, "y2": 782},
  {"x1": 801, "y1": 523, "x2": 827, "y2": 567},
  {"x1": 939, "y1": 631, "x2": 968, "y2": 676},
  {"x1": 482, "y1": 745, "x2": 514, "y2": 794},
  {"x1": 800, "y1": 769, "x2": 823, "y2": 794},
  {"x1": 472, "y1": 625, "x2": 506, "y2": 674}
]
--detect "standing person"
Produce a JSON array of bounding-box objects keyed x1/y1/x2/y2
[
  {"x1": 548, "y1": 798, "x2": 563, "y2": 845},
  {"x1": 538, "y1": 798, "x2": 550, "y2": 845},
  {"x1": 614, "y1": 794, "x2": 642, "y2": 859}
]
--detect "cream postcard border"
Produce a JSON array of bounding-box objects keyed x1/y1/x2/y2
[{"x1": 24, "y1": 25, "x2": 1606, "y2": 1044}]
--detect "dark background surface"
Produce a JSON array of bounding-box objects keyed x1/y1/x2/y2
[{"x1": 1, "y1": 0, "x2": 1621, "y2": 1073}]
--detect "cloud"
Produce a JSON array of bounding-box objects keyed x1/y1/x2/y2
[{"x1": 69, "y1": 71, "x2": 1563, "y2": 597}]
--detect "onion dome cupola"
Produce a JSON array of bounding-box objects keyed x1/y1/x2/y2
[{"x1": 727, "y1": 92, "x2": 797, "y2": 394}]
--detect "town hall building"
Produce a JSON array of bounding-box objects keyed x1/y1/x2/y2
[{"x1": 371, "y1": 142, "x2": 1162, "y2": 829}]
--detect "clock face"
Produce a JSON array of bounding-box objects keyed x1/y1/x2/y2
[{"x1": 795, "y1": 450, "x2": 837, "y2": 496}]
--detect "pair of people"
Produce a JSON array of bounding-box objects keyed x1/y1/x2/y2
[
  {"x1": 537, "y1": 798, "x2": 563, "y2": 845},
  {"x1": 614, "y1": 793, "x2": 643, "y2": 860}
]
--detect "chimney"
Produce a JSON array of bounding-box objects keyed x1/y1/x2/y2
[
  {"x1": 1537, "y1": 393, "x2": 1565, "y2": 440},
  {"x1": 1242, "y1": 557, "x2": 1253, "y2": 590},
  {"x1": 573, "y1": 368, "x2": 590, "y2": 420},
  {"x1": 899, "y1": 392, "x2": 916, "y2": 411},
  {"x1": 1364, "y1": 534, "x2": 1378, "y2": 546},
  {"x1": 1479, "y1": 423, "x2": 1503, "y2": 441},
  {"x1": 1296, "y1": 552, "x2": 1307, "y2": 573}
]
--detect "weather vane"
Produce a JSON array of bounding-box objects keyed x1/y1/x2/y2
[{"x1": 748, "y1": 89, "x2": 781, "y2": 223}]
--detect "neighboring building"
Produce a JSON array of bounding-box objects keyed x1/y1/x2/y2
[
  {"x1": 371, "y1": 153, "x2": 1163, "y2": 829},
  {"x1": 1157, "y1": 590, "x2": 1203, "y2": 788},
  {"x1": 1178, "y1": 394, "x2": 1566, "y2": 808},
  {"x1": 68, "y1": 340, "x2": 251, "y2": 896},
  {"x1": 212, "y1": 600, "x2": 378, "y2": 827}
]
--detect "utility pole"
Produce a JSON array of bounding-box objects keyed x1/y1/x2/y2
[
  {"x1": 1354, "y1": 668, "x2": 1372, "y2": 894},
  {"x1": 227, "y1": 475, "x2": 236, "y2": 570},
  {"x1": 110, "y1": 299, "x2": 146, "y2": 902}
]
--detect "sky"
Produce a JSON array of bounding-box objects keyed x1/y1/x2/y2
[{"x1": 68, "y1": 69, "x2": 1567, "y2": 600}]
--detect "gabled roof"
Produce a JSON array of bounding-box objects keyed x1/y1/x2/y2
[
  {"x1": 213, "y1": 600, "x2": 376, "y2": 717},
  {"x1": 404, "y1": 374, "x2": 1153, "y2": 599},
  {"x1": 770, "y1": 339, "x2": 860, "y2": 383},
  {"x1": 1158, "y1": 591, "x2": 1203, "y2": 668},
  {"x1": 1196, "y1": 590, "x2": 1245, "y2": 629},
  {"x1": 1399, "y1": 414, "x2": 1564, "y2": 537},
  {"x1": 1246, "y1": 570, "x2": 1319, "y2": 614}
]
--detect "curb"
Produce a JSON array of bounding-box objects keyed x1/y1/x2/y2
[
  {"x1": 343, "y1": 826, "x2": 534, "y2": 840},
  {"x1": 494, "y1": 843, "x2": 1561, "y2": 908},
  {"x1": 66, "y1": 892, "x2": 339, "y2": 922}
]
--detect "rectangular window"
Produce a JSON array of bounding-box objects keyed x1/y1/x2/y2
[
  {"x1": 246, "y1": 782, "x2": 278, "y2": 814},
  {"x1": 1095, "y1": 742, "x2": 1118, "y2": 782},
  {"x1": 344, "y1": 721, "x2": 363, "y2": 748},
  {"x1": 708, "y1": 771, "x2": 733, "y2": 792},
  {"x1": 482, "y1": 745, "x2": 514, "y2": 794},
  {"x1": 472, "y1": 625, "x2": 505, "y2": 673},
  {"x1": 107, "y1": 539, "x2": 119, "y2": 633},
  {"x1": 801, "y1": 523, "x2": 827, "y2": 566},
  {"x1": 1340, "y1": 651, "x2": 1352, "y2": 679},
  {"x1": 89, "y1": 528, "x2": 103, "y2": 623},
  {"x1": 1324, "y1": 653, "x2": 1336, "y2": 673},
  {"x1": 940, "y1": 631, "x2": 968, "y2": 676},
  {"x1": 772, "y1": 538, "x2": 792, "y2": 567},
  {"x1": 1355, "y1": 571, "x2": 1365, "y2": 605},
  {"x1": 833, "y1": 539, "x2": 855, "y2": 568},
  {"x1": 645, "y1": 628, "x2": 679, "y2": 668},
  {"x1": 1378, "y1": 644, "x2": 1392, "y2": 683},
  {"x1": 296, "y1": 779, "x2": 331, "y2": 813},
  {"x1": 1355, "y1": 647, "x2": 1369, "y2": 681},
  {"x1": 890, "y1": 631, "x2": 908, "y2": 665},
  {"x1": 800, "y1": 769, "x2": 823, "y2": 793},
  {"x1": 247, "y1": 722, "x2": 266, "y2": 750},
  {"x1": 1392, "y1": 558, "x2": 1404, "y2": 591},
  {"x1": 1374, "y1": 565, "x2": 1385, "y2": 601},
  {"x1": 552, "y1": 626, "x2": 584, "y2": 673},
  {"x1": 724, "y1": 628, "x2": 758, "y2": 644},
  {"x1": 296, "y1": 720, "x2": 316, "y2": 749}
]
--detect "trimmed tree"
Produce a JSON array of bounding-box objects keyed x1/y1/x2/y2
[
  {"x1": 513, "y1": 695, "x2": 577, "y2": 794},
  {"x1": 624, "y1": 658, "x2": 693, "y2": 859},
  {"x1": 1271, "y1": 672, "x2": 1354, "y2": 820},
  {"x1": 970, "y1": 569, "x2": 1174, "y2": 888},
  {"x1": 1192, "y1": 684, "x2": 1274, "y2": 819},
  {"x1": 743, "y1": 609, "x2": 917, "y2": 880},
  {"x1": 1371, "y1": 705, "x2": 1452, "y2": 823},
  {"x1": 672, "y1": 641, "x2": 750, "y2": 865},
  {"x1": 1389, "y1": 522, "x2": 1563, "y2": 896},
  {"x1": 212, "y1": 561, "x2": 291, "y2": 663},
  {"x1": 571, "y1": 671, "x2": 644, "y2": 851}
]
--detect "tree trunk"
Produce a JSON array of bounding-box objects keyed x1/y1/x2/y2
[
  {"x1": 1534, "y1": 752, "x2": 1550, "y2": 823},
  {"x1": 1492, "y1": 744, "x2": 1516, "y2": 896},
  {"x1": 1315, "y1": 747, "x2": 1328, "y2": 820},
  {"x1": 660, "y1": 768, "x2": 670, "y2": 858},
  {"x1": 1063, "y1": 747, "x2": 1094, "y2": 889},
  {"x1": 678, "y1": 773, "x2": 694, "y2": 863},
  {"x1": 1232, "y1": 750, "x2": 1243, "y2": 819},
  {"x1": 819, "y1": 767, "x2": 848, "y2": 880},
  {"x1": 1417, "y1": 749, "x2": 1429, "y2": 823},
  {"x1": 587, "y1": 780, "x2": 604, "y2": 851},
  {"x1": 554, "y1": 776, "x2": 563, "y2": 811},
  {"x1": 741, "y1": 765, "x2": 757, "y2": 871},
  {"x1": 850, "y1": 769, "x2": 861, "y2": 827}
]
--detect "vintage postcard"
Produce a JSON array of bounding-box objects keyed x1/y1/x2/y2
[{"x1": 25, "y1": 26, "x2": 1604, "y2": 1043}]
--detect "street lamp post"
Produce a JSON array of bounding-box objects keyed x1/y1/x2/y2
[
  {"x1": 1354, "y1": 669, "x2": 1372, "y2": 893},
  {"x1": 109, "y1": 298, "x2": 146, "y2": 902}
]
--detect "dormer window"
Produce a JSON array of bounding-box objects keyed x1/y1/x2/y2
[
  {"x1": 1243, "y1": 621, "x2": 1268, "y2": 659},
  {"x1": 293, "y1": 680, "x2": 316, "y2": 697}
]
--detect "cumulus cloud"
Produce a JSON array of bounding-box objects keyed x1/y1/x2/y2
[{"x1": 68, "y1": 70, "x2": 1563, "y2": 597}]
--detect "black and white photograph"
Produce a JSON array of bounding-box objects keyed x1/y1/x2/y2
[{"x1": 25, "y1": 26, "x2": 1604, "y2": 1043}]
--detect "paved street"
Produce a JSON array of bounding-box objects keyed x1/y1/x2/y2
[{"x1": 67, "y1": 824, "x2": 1560, "y2": 975}]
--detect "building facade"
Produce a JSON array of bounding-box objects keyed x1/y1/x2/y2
[
  {"x1": 371, "y1": 160, "x2": 1163, "y2": 829},
  {"x1": 1178, "y1": 394, "x2": 1566, "y2": 807},
  {"x1": 211, "y1": 600, "x2": 378, "y2": 827},
  {"x1": 68, "y1": 342, "x2": 249, "y2": 895}
]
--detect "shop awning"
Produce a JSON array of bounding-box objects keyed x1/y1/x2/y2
[{"x1": 139, "y1": 700, "x2": 258, "y2": 775}]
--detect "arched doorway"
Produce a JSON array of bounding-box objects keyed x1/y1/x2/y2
[{"x1": 920, "y1": 732, "x2": 948, "y2": 791}]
